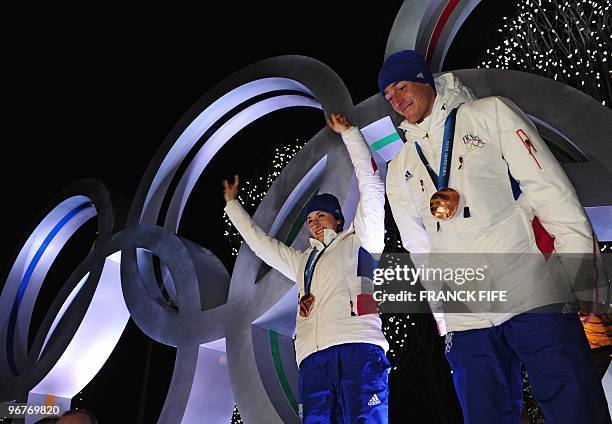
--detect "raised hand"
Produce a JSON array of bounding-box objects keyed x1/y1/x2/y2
[
  {"x1": 326, "y1": 113, "x2": 353, "y2": 134},
  {"x1": 222, "y1": 175, "x2": 239, "y2": 203}
]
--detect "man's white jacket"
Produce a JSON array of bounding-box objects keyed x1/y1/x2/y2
[
  {"x1": 387, "y1": 73, "x2": 597, "y2": 335},
  {"x1": 225, "y1": 126, "x2": 388, "y2": 366}
]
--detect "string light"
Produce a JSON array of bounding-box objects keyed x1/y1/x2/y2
[
  {"x1": 479, "y1": 0, "x2": 611, "y2": 108},
  {"x1": 223, "y1": 141, "x2": 306, "y2": 259},
  {"x1": 231, "y1": 405, "x2": 243, "y2": 424}
]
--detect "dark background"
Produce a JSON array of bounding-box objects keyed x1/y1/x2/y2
[{"x1": 2, "y1": 2, "x2": 519, "y2": 422}]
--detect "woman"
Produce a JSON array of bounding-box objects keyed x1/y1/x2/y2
[{"x1": 223, "y1": 113, "x2": 389, "y2": 423}]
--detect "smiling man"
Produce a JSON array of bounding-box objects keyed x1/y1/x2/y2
[
  {"x1": 380, "y1": 49, "x2": 609, "y2": 423},
  {"x1": 223, "y1": 113, "x2": 390, "y2": 423},
  {"x1": 384, "y1": 79, "x2": 435, "y2": 125}
]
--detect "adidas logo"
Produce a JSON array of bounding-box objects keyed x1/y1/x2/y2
[
  {"x1": 368, "y1": 393, "x2": 382, "y2": 406},
  {"x1": 416, "y1": 72, "x2": 425, "y2": 79}
]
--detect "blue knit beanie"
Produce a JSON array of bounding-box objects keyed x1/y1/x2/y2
[
  {"x1": 303, "y1": 193, "x2": 344, "y2": 225},
  {"x1": 378, "y1": 50, "x2": 435, "y2": 96}
]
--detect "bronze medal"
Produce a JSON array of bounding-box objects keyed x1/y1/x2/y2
[
  {"x1": 416, "y1": 107, "x2": 462, "y2": 221},
  {"x1": 299, "y1": 293, "x2": 316, "y2": 317},
  {"x1": 430, "y1": 187, "x2": 460, "y2": 220}
]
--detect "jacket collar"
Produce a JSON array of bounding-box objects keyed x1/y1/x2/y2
[
  {"x1": 309, "y1": 228, "x2": 338, "y2": 250},
  {"x1": 398, "y1": 72, "x2": 476, "y2": 142}
]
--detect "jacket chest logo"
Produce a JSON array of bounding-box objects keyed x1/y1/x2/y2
[
  {"x1": 404, "y1": 170, "x2": 413, "y2": 182},
  {"x1": 462, "y1": 133, "x2": 486, "y2": 149}
]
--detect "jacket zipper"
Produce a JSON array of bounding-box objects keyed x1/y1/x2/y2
[
  {"x1": 309, "y1": 245, "x2": 329, "y2": 351},
  {"x1": 516, "y1": 129, "x2": 542, "y2": 169},
  {"x1": 310, "y1": 236, "x2": 343, "y2": 350},
  {"x1": 312, "y1": 257, "x2": 319, "y2": 351}
]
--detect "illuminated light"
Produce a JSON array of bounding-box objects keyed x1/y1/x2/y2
[{"x1": 478, "y1": 0, "x2": 610, "y2": 106}]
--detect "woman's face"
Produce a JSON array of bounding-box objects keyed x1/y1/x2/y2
[{"x1": 306, "y1": 211, "x2": 341, "y2": 242}]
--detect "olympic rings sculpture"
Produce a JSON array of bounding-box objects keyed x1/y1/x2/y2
[{"x1": 2, "y1": 2, "x2": 611, "y2": 423}]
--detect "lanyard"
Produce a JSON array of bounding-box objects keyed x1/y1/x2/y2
[
  {"x1": 303, "y1": 241, "x2": 332, "y2": 294},
  {"x1": 414, "y1": 107, "x2": 459, "y2": 190}
]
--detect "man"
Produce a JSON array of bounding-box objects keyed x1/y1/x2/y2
[
  {"x1": 380, "y1": 50, "x2": 609, "y2": 423},
  {"x1": 223, "y1": 114, "x2": 390, "y2": 423}
]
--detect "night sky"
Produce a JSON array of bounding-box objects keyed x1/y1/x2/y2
[{"x1": 2, "y1": 2, "x2": 518, "y2": 422}]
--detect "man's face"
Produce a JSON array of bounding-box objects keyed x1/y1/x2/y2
[
  {"x1": 306, "y1": 211, "x2": 341, "y2": 242},
  {"x1": 384, "y1": 80, "x2": 436, "y2": 124}
]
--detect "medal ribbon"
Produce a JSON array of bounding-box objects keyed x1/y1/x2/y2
[
  {"x1": 414, "y1": 107, "x2": 459, "y2": 190},
  {"x1": 303, "y1": 239, "x2": 334, "y2": 294},
  {"x1": 303, "y1": 249, "x2": 318, "y2": 294}
]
